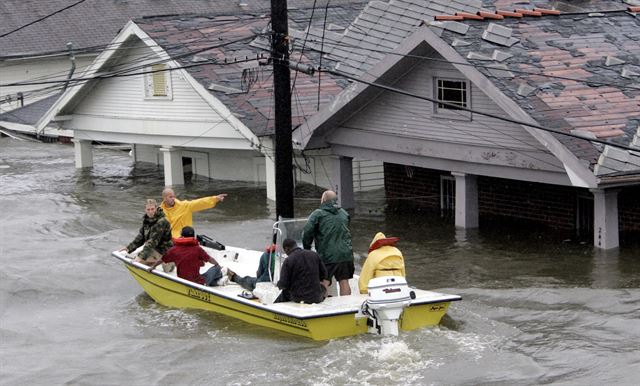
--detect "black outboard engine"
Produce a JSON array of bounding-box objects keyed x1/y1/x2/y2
[{"x1": 197, "y1": 234, "x2": 225, "y2": 250}]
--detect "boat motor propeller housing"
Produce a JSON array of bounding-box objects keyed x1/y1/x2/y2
[{"x1": 363, "y1": 276, "x2": 413, "y2": 336}]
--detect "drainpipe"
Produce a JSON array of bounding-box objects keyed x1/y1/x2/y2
[{"x1": 62, "y1": 42, "x2": 76, "y2": 92}]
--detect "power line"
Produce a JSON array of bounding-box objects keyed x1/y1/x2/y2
[
  {"x1": 0, "y1": 0, "x2": 89, "y2": 38},
  {"x1": 0, "y1": 34, "x2": 264, "y2": 88},
  {"x1": 322, "y1": 67, "x2": 640, "y2": 153},
  {"x1": 0, "y1": 17, "x2": 249, "y2": 61},
  {"x1": 300, "y1": 35, "x2": 640, "y2": 92}
]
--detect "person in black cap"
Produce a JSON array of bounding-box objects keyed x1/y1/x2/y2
[{"x1": 275, "y1": 238, "x2": 328, "y2": 304}]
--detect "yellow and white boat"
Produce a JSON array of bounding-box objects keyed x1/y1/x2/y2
[{"x1": 112, "y1": 220, "x2": 461, "y2": 341}]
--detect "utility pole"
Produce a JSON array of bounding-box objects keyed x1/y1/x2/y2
[{"x1": 271, "y1": 0, "x2": 294, "y2": 219}]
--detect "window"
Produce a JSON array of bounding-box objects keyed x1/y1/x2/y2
[
  {"x1": 437, "y1": 79, "x2": 467, "y2": 110},
  {"x1": 144, "y1": 63, "x2": 172, "y2": 99},
  {"x1": 434, "y1": 78, "x2": 470, "y2": 119}
]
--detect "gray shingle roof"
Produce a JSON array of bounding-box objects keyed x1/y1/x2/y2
[
  {"x1": 0, "y1": 93, "x2": 61, "y2": 126},
  {"x1": 0, "y1": 0, "x2": 365, "y2": 57},
  {"x1": 320, "y1": 0, "x2": 492, "y2": 77},
  {"x1": 134, "y1": 3, "x2": 365, "y2": 137},
  {"x1": 435, "y1": 9, "x2": 640, "y2": 178}
]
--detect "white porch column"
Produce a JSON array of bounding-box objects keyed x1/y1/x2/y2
[
  {"x1": 159, "y1": 146, "x2": 184, "y2": 186},
  {"x1": 332, "y1": 156, "x2": 354, "y2": 209},
  {"x1": 72, "y1": 139, "x2": 93, "y2": 169},
  {"x1": 263, "y1": 138, "x2": 276, "y2": 201},
  {"x1": 591, "y1": 189, "x2": 619, "y2": 250},
  {"x1": 452, "y1": 172, "x2": 479, "y2": 228}
]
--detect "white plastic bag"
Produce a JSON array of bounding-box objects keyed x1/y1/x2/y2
[{"x1": 253, "y1": 282, "x2": 281, "y2": 305}]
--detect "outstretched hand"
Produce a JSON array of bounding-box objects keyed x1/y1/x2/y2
[{"x1": 216, "y1": 193, "x2": 228, "y2": 202}]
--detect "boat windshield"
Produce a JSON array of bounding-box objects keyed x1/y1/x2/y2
[{"x1": 272, "y1": 218, "x2": 308, "y2": 253}]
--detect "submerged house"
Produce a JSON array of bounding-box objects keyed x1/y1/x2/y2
[
  {"x1": 34, "y1": 0, "x2": 511, "y2": 198},
  {"x1": 295, "y1": 1, "x2": 640, "y2": 249},
  {"x1": 36, "y1": 3, "x2": 391, "y2": 198}
]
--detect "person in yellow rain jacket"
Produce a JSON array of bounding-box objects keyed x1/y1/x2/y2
[
  {"x1": 160, "y1": 187, "x2": 227, "y2": 238},
  {"x1": 358, "y1": 232, "x2": 406, "y2": 294}
]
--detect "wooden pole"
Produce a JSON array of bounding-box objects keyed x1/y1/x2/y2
[{"x1": 271, "y1": 0, "x2": 294, "y2": 219}]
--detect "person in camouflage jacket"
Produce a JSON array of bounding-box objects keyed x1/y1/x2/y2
[{"x1": 123, "y1": 199, "x2": 173, "y2": 264}]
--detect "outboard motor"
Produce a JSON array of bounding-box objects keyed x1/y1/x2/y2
[{"x1": 363, "y1": 276, "x2": 412, "y2": 336}]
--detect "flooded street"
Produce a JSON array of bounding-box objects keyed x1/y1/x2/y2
[{"x1": 1, "y1": 137, "x2": 639, "y2": 385}]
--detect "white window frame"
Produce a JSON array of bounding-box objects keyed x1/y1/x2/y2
[
  {"x1": 433, "y1": 77, "x2": 471, "y2": 120},
  {"x1": 144, "y1": 63, "x2": 173, "y2": 100}
]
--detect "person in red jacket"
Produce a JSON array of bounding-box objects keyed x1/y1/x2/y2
[{"x1": 147, "y1": 226, "x2": 226, "y2": 286}]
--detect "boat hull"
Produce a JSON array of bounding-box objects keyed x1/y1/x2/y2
[
  {"x1": 126, "y1": 263, "x2": 369, "y2": 340},
  {"x1": 400, "y1": 301, "x2": 451, "y2": 331}
]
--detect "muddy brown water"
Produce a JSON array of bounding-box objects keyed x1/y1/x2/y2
[{"x1": 1, "y1": 137, "x2": 639, "y2": 385}]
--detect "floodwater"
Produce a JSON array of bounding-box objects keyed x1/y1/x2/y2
[{"x1": 1, "y1": 137, "x2": 639, "y2": 385}]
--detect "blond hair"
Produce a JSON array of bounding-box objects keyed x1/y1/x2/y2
[{"x1": 145, "y1": 198, "x2": 158, "y2": 207}]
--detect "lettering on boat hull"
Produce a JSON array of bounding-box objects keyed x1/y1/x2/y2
[
  {"x1": 273, "y1": 313, "x2": 308, "y2": 328},
  {"x1": 188, "y1": 288, "x2": 211, "y2": 302}
]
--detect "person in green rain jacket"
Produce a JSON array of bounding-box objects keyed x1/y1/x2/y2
[
  {"x1": 122, "y1": 199, "x2": 173, "y2": 265},
  {"x1": 302, "y1": 190, "x2": 354, "y2": 296}
]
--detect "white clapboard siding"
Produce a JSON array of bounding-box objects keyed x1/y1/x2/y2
[
  {"x1": 294, "y1": 155, "x2": 384, "y2": 192},
  {"x1": 345, "y1": 58, "x2": 549, "y2": 152},
  {"x1": 71, "y1": 41, "x2": 244, "y2": 141},
  {"x1": 1, "y1": 56, "x2": 95, "y2": 111},
  {"x1": 353, "y1": 159, "x2": 384, "y2": 190}
]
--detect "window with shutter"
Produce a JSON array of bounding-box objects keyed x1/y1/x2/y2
[
  {"x1": 152, "y1": 64, "x2": 167, "y2": 96},
  {"x1": 144, "y1": 63, "x2": 172, "y2": 99}
]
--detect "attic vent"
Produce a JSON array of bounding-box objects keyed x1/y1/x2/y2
[
  {"x1": 145, "y1": 63, "x2": 172, "y2": 99},
  {"x1": 152, "y1": 64, "x2": 167, "y2": 96}
]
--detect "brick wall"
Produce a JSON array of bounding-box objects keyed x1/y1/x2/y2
[
  {"x1": 383, "y1": 163, "x2": 447, "y2": 212},
  {"x1": 619, "y1": 185, "x2": 640, "y2": 232},
  {"x1": 477, "y1": 176, "x2": 582, "y2": 230},
  {"x1": 384, "y1": 163, "x2": 639, "y2": 235}
]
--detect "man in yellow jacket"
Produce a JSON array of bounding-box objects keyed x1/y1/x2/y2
[
  {"x1": 358, "y1": 232, "x2": 406, "y2": 294},
  {"x1": 160, "y1": 187, "x2": 227, "y2": 238}
]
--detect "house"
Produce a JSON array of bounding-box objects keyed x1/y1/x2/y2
[
  {"x1": 0, "y1": 0, "x2": 364, "y2": 112},
  {"x1": 295, "y1": 0, "x2": 640, "y2": 249},
  {"x1": 34, "y1": 3, "x2": 392, "y2": 199}
]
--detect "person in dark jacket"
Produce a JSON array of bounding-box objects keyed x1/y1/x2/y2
[
  {"x1": 228, "y1": 244, "x2": 277, "y2": 291},
  {"x1": 147, "y1": 226, "x2": 225, "y2": 286},
  {"x1": 302, "y1": 190, "x2": 354, "y2": 296},
  {"x1": 275, "y1": 239, "x2": 328, "y2": 304},
  {"x1": 121, "y1": 199, "x2": 173, "y2": 266}
]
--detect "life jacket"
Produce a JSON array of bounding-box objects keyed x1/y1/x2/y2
[{"x1": 173, "y1": 237, "x2": 199, "y2": 246}]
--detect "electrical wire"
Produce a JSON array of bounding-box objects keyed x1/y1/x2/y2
[
  {"x1": 0, "y1": 0, "x2": 90, "y2": 38},
  {"x1": 317, "y1": 0, "x2": 331, "y2": 111},
  {"x1": 290, "y1": 0, "x2": 318, "y2": 94},
  {"x1": 301, "y1": 34, "x2": 640, "y2": 91},
  {"x1": 2, "y1": 6, "x2": 637, "y2": 161},
  {"x1": 321, "y1": 67, "x2": 640, "y2": 153}
]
